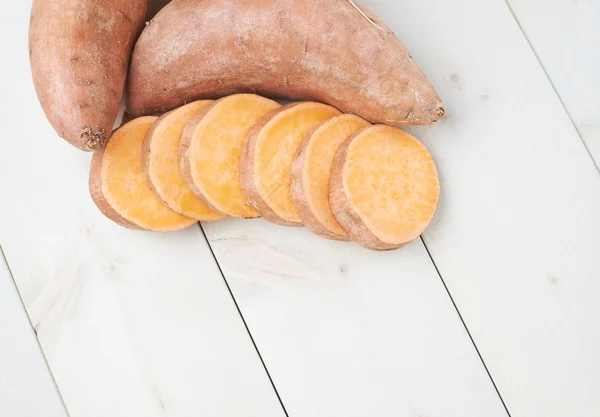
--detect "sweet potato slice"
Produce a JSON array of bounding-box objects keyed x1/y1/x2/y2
[
  {"x1": 330, "y1": 125, "x2": 440, "y2": 251},
  {"x1": 180, "y1": 94, "x2": 280, "y2": 218},
  {"x1": 90, "y1": 117, "x2": 198, "y2": 231},
  {"x1": 241, "y1": 102, "x2": 341, "y2": 226},
  {"x1": 142, "y1": 100, "x2": 225, "y2": 221},
  {"x1": 291, "y1": 114, "x2": 371, "y2": 241}
]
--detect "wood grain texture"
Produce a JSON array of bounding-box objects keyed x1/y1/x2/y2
[
  {"x1": 0, "y1": 252, "x2": 68, "y2": 417},
  {"x1": 507, "y1": 0, "x2": 600, "y2": 166},
  {"x1": 0, "y1": 2, "x2": 286, "y2": 416},
  {"x1": 363, "y1": 0, "x2": 600, "y2": 416}
]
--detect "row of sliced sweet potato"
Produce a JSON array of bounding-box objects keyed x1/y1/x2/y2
[{"x1": 90, "y1": 94, "x2": 439, "y2": 251}]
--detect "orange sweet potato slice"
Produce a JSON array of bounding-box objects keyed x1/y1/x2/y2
[
  {"x1": 329, "y1": 125, "x2": 440, "y2": 251},
  {"x1": 241, "y1": 102, "x2": 341, "y2": 226},
  {"x1": 142, "y1": 100, "x2": 225, "y2": 221},
  {"x1": 90, "y1": 117, "x2": 198, "y2": 232},
  {"x1": 291, "y1": 114, "x2": 371, "y2": 241},
  {"x1": 180, "y1": 94, "x2": 280, "y2": 218}
]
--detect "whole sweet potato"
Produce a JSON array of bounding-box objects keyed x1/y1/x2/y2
[
  {"x1": 126, "y1": 0, "x2": 444, "y2": 126},
  {"x1": 29, "y1": 0, "x2": 148, "y2": 151}
]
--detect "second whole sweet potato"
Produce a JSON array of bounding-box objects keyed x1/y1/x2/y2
[{"x1": 126, "y1": 0, "x2": 444, "y2": 126}]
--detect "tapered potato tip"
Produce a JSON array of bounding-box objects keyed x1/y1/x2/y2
[
  {"x1": 329, "y1": 125, "x2": 440, "y2": 251},
  {"x1": 29, "y1": 0, "x2": 148, "y2": 151}
]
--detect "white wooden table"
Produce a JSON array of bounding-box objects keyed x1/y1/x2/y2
[{"x1": 1, "y1": 1, "x2": 599, "y2": 416}]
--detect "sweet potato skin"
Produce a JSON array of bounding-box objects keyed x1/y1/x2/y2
[
  {"x1": 178, "y1": 104, "x2": 238, "y2": 216},
  {"x1": 91, "y1": 116, "x2": 198, "y2": 231},
  {"x1": 90, "y1": 145, "x2": 141, "y2": 230},
  {"x1": 330, "y1": 125, "x2": 440, "y2": 251},
  {"x1": 141, "y1": 100, "x2": 226, "y2": 221},
  {"x1": 89, "y1": 119, "x2": 155, "y2": 231},
  {"x1": 241, "y1": 102, "x2": 341, "y2": 226},
  {"x1": 179, "y1": 94, "x2": 280, "y2": 219},
  {"x1": 329, "y1": 128, "x2": 403, "y2": 251},
  {"x1": 126, "y1": 0, "x2": 443, "y2": 126},
  {"x1": 290, "y1": 149, "x2": 343, "y2": 239},
  {"x1": 239, "y1": 105, "x2": 302, "y2": 227},
  {"x1": 29, "y1": 0, "x2": 148, "y2": 151},
  {"x1": 291, "y1": 114, "x2": 370, "y2": 241}
]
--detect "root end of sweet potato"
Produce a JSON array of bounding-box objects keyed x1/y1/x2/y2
[
  {"x1": 433, "y1": 102, "x2": 445, "y2": 121},
  {"x1": 81, "y1": 125, "x2": 108, "y2": 151},
  {"x1": 29, "y1": 0, "x2": 148, "y2": 151}
]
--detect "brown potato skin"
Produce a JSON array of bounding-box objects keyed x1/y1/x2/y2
[
  {"x1": 29, "y1": 0, "x2": 148, "y2": 151},
  {"x1": 240, "y1": 103, "x2": 305, "y2": 227},
  {"x1": 329, "y1": 128, "x2": 407, "y2": 251},
  {"x1": 141, "y1": 108, "x2": 177, "y2": 209},
  {"x1": 178, "y1": 103, "x2": 235, "y2": 217},
  {"x1": 290, "y1": 123, "x2": 351, "y2": 242},
  {"x1": 126, "y1": 0, "x2": 444, "y2": 126},
  {"x1": 90, "y1": 135, "x2": 142, "y2": 230}
]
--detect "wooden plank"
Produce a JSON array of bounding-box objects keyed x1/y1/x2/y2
[
  {"x1": 372, "y1": 0, "x2": 600, "y2": 416},
  {"x1": 507, "y1": 0, "x2": 600, "y2": 165},
  {"x1": 206, "y1": 0, "x2": 600, "y2": 415},
  {"x1": 204, "y1": 220, "x2": 509, "y2": 417},
  {"x1": 0, "y1": 3, "x2": 285, "y2": 417},
  {"x1": 0, "y1": 250, "x2": 68, "y2": 417}
]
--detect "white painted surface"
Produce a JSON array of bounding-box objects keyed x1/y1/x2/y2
[
  {"x1": 0, "y1": 252, "x2": 68, "y2": 417},
  {"x1": 507, "y1": 0, "x2": 600, "y2": 165},
  {"x1": 204, "y1": 219, "x2": 508, "y2": 417},
  {"x1": 207, "y1": 0, "x2": 600, "y2": 415},
  {"x1": 367, "y1": 0, "x2": 600, "y2": 416},
  {"x1": 0, "y1": 2, "x2": 284, "y2": 417},
  {"x1": 1, "y1": 1, "x2": 599, "y2": 417}
]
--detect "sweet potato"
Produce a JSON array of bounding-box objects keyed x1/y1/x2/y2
[
  {"x1": 142, "y1": 100, "x2": 225, "y2": 221},
  {"x1": 126, "y1": 0, "x2": 443, "y2": 126},
  {"x1": 180, "y1": 94, "x2": 280, "y2": 218},
  {"x1": 29, "y1": 0, "x2": 148, "y2": 151},
  {"x1": 241, "y1": 102, "x2": 341, "y2": 226},
  {"x1": 329, "y1": 125, "x2": 440, "y2": 250},
  {"x1": 90, "y1": 117, "x2": 198, "y2": 231},
  {"x1": 291, "y1": 114, "x2": 370, "y2": 241}
]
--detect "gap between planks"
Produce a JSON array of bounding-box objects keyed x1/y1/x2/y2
[
  {"x1": 0, "y1": 244, "x2": 71, "y2": 417},
  {"x1": 419, "y1": 237, "x2": 512, "y2": 417},
  {"x1": 197, "y1": 210, "x2": 510, "y2": 417},
  {"x1": 197, "y1": 223, "x2": 290, "y2": 417},
  {"x1": 502, "y1": 0, "x2": 600, "y2": 175}
]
